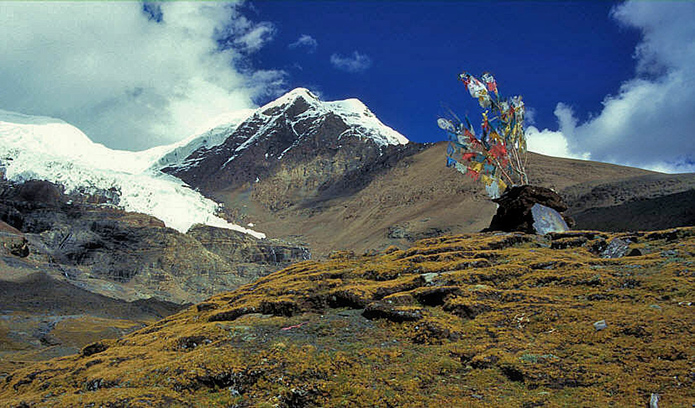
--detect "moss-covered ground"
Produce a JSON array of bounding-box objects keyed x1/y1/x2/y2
[{"x1": 1, "y1": 228, "x2": 694, "y2": 407}]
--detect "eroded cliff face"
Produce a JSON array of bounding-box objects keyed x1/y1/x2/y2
[
  {"x1": 0, "y1": 179, "x2": 309, "y2": 304},
  {"x1": 0, "y1": 179, "x2": 311, "y2": 373}
]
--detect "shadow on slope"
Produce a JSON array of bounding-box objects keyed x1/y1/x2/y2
[{"x1": 573, "y1": 188, "x2": 695, "y2": 231}]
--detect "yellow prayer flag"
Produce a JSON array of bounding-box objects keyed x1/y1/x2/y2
[
  {"x1": 498, "y1": 179, "x2": 507, "y2": 192},
  {"x1": 470, "y1": 162, "x2": 483, "y2": 172}
]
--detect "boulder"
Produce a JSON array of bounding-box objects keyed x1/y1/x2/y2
[{"x1": 486, "y1": 185, "x2": 574, "y2": 234}]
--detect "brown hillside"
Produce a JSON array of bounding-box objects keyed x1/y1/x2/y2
[
  {"x1": 214, "y1": 142, "x2": 695, "y2": 257},
  {"x1": 2, "y1": 227, "x2": 693, "y2": 407}
]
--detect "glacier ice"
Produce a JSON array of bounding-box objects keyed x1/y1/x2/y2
[{"x1": 0, "y1": 109, "x2": 265, "y2": 238}]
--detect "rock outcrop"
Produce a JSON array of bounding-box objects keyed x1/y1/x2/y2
[
  {"x1": 188, "y1": 224, "x2": 309, "y2": 266},
  {"x1": 0, "y1": 179, "x2": 309, "y2": 304},
  {"x1": 486, "y1": 185, "x2": 574, "y2": 234}
]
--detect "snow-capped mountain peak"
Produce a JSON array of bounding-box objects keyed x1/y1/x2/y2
[
  {"x1": 323, "y1": 98, "x2": 409, "y2": 146},
  {"x1": 258, "y1": 88, "x2": 409, "y2": 147},
  {"x1": 1, "y1": 89, "x2": 411, "y2": 238},
  {"x1": 163, "y1": 88, "x2": 418, "y2": 209},
  {"x1": 163, "y1": 88, "x2": 411, "y2": 177},
  {"x1": 150, "y1": 108, "x2": 255, "y2": 171},
  {"x1": 266, "y1": 87, "x2": 319, "y2": 106}
]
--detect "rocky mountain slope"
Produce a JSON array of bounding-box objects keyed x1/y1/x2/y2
[
  {"x1": 0, "y1": 257, "x2": 183, "y2": 377},
  {"x1": 5, "y1": 88, "x2": 694, "y2": 259},
  {"x1": 193, "y1": 138, "x2": 695, "y2": 257},
  {"x1": 164, "y1": 88, "x2": 420, "y2": 212},
  {"x1": 560, "y1": 172, "x2": 695, "y2": 230},
  {"x1": 0, "y1": 179, "x2": 309, "y2": 305},
  {"x1": 2, "y1": 227, "x2": 693, "y2": 407},
  {"x1": 572, "y1": 189, "x2": 695, "y2": 231},
  {"x1": 154, "y1": 88, "x2": 695, "y2": 257}
]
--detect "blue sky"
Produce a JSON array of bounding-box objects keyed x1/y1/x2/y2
[
  {"x1": 249, "y1": 1, "x2": 640, "y2": 142},
  {"x1": 1, "y1": 1, "x2": 694, "y2": 173}
]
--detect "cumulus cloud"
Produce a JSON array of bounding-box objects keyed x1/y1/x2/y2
[
  {"x1": 0, "y1": 1, "x2": 285, "y2": 151},
  {"x1": 330, "y1": 51, "x2": 372, "y2": 73},
  {"x1": 527, "y1": 1, "x2": 695, "y2": 173},
  {"x1": 289, "y1": 34, "x2": 318, "y2": 53},
  {"x1": 526, "y1": 103, "x2": 589, "y2": 160}
]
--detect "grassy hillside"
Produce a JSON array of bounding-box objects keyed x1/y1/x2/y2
[
  {"x1": 2, "y1": 227, "x2": 693, "y2": 407},
  {"x1": 572, "y1": 188, "x2": 695, "y2": 231}
]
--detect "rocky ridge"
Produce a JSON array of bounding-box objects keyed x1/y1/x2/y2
[
  {"x1": 191, "y1": 138, "x2": 695, "y2": 257},
  {"x1": 0, "y1": 178, "x2": 310, "y2": 375},
  {"x1": 155, "y1": 89, "x2": 695, "y2": 256},
  {"x1": 4, "y1": 88, "x2": 694, "y2": 259}
]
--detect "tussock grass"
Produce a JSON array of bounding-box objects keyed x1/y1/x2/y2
[{"x1": 2, "y1": 228, "x2": 694, "y2": 407}]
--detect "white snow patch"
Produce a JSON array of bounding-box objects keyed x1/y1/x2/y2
[
  {"x1": 152, "y1": 109, "x2": 255, "y2": 171},
  {"x1": 324, "y1": 98, "x2": 409, "y2": 146},
  {"x1": 0, "y1": 109, "x2": 265, "y2": 238},
  {"x1": 253, "y1": 88, "x2": 410, "y2": 148},
  {"x1": 260, "y1": 87, "x2": 320, "y2": 112}
]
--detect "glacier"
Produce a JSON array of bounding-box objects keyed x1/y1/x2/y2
[{"x1": 0, "y1": 109, "x2": 265, "y2": 238}]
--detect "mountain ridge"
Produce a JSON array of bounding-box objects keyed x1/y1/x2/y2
[
  {"x1": 0, "y1": 178, "x2": 309, "y2": 305},
  {"x1": 201, "y1": 141, "x2": 695, "y2": 257},
  {"x1": 164, "y1": 87, "x2": 414, "y2": 201},
  {"x1": 154, "y1": 89, "x2": 695, "y2": 257},
  {"x1": 4, "y1": 89, "x2": 694, "y2": 251}
]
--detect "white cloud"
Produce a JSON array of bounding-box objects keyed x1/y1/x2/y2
[
  {"x1": 289, "y1": 34, "x2": 318, "y2": 53},
  {"x1": 0, "y1": 1, "x2": 285, "y2": 151},
  {"x1": 527, "y1": 1, "x2": 695, "y2": 173},
  {"x1": 227, "y1": 19, "x2": 276, "y2": 53},
  {"x1": 524, "y1": 106, "x2": 537, "y2": 126},
  {"x1": 527, "y1": 103, "x2": 588, "y2": 160},
  {"x1": 526, "y1": 128, "x2": 589, "y2": 161},
  {"x1": 330, "y1": 51, "x2": 372, "y2": 73}
]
